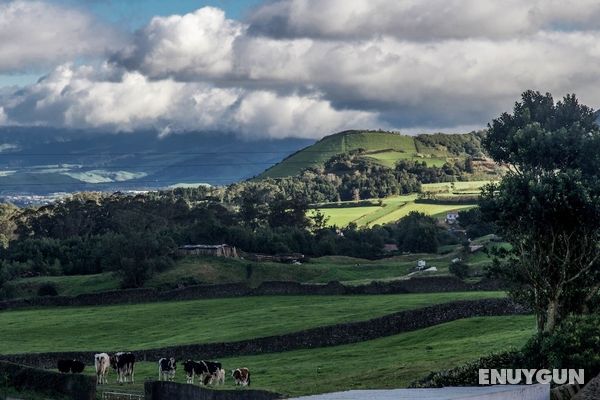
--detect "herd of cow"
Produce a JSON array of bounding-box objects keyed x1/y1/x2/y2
[{"x1": 57, "y1": 353, "x2": 251, "y2": 387}]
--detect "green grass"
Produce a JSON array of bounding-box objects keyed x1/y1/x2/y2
[
  {"x1": 0, "y1": 292, "x2": 506, "y2": 354},
  {"x1": 6, "y1": 273, "x2": 119, "y2": 298},
  {"x1": 311, "y1": 194, "x2": 476, "y2": 228},
  {"x1": 91, "y1": 315, "x2": 535, "y2": 397},
  {"x1": 260, "y1": 131, "x2": 419, "y2": 178}
]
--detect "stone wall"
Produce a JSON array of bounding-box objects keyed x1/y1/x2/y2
[
  {"x1": 573, "y1": 373, "x2": 600, "y2": 400},
  {"x1": 144, "y1": 381, "x2": 281, "y2": 400},
  {"x1": 0, "y1": 298, "x2": 527, "y2": 369},
  {"x1": 0, "y1": 360, "x2": 96, "y2": 400},
  {"x1": 0, "y1": 277, "x2": 503, "y2": 311}
]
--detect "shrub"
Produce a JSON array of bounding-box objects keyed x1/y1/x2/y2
[
  {"x1": 37, "y1": 283, "x2": 58, "y2": 297},
  {"x1": 449, "y1": 261, "x2": 470, "y2": 279}
]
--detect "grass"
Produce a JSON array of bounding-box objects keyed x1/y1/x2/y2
[
  {"x1": 311, "y1": 194, "x2": 476, "y2": 227},
  {"x1": 91, "y1": 315, "x2": 535, "y2": 397},
  {"x1": 260, "y1": 131, "x2": 420, "y2": 178},
  {"x1": 0, "y1": 292, "x2": 506, "y2": 354}
]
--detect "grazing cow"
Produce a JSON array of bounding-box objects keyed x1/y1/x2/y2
[
  {"x1": 200, "y1": 361, "x2": 224, "y2": 386},
  {"x1": 158, "y1": 357, "x2": 177, "y2": 381},
  {"x1": 111, "y1": 352, "x2": 136, "y2": 384},
  {"x1": 232, "y1": 368, "x2": 251, "y2": 386},
  {"x1": 183, "y1": 360, "x2": 208, "y2": 384},
  {"x1": 70, "y1": 360, "x2": 85, "y2": 374},
  {"x1": 94, "y1": 353, "x2": 110, "y2": 385},
  {"x1": 57, "y1": 359, "x2": 73, "y2": 373}
]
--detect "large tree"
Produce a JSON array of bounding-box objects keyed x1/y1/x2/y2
[{"x1": 480, "y1": 90, "x2": 600, "y2": 333}]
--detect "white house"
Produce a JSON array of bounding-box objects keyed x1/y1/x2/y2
[
  {"x1": 446, "y1": 211, "x2": 460, "y2": 224},
  {"x1": 416, "y1": 259, "x2": 427, "y2": 270}
]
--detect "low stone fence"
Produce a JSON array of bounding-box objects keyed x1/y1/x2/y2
[
  {"x1": 573, "y1": 372, "x2": 600, "y2": 400},
  {"x1": 0, "y1": 360, "x2": 96, "y2": 400},
  {"x1": 0, "y1": 277, "x2": 504, "y2": 311},
  {"x1": 144, "y1": 381, "x2": 282, "y2": 400},
  {"x1": 0, "y1": 298, "x2": 527, "y2": 369}
]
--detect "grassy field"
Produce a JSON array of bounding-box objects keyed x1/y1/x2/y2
[
  {"x1": 260, "y1": 131, "x2": 447, "y2": 178},
  {"x1": 91, "y1": 315, "x2": 535, "y2": 396},
  {"x1": 311, "y1": 194, "x2": 476, "y2": 227},
  {"x1": 0, "y1": 292, "x2": 506, "y2": 354}
]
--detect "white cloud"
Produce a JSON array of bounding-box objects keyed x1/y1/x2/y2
[
  {"x1": 0, "y1": 0, "x2": 121, "y2": 73},
  {"x1": 5, "y1": 1, "x2": 600, "y2": 137},
  {"x1": 113, "y1": 7, "x2": 243, "y2": 80},
  {"x1": 0, "y1": 64, "x2": 382, "y2": 138}
]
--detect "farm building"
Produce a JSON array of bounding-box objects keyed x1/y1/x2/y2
[
  {"x1": 445, "y1": 211, "x2": 460, "y2": 224},
  {"x1": 383, "y1": 243, "x2": 399, "y2": 252},
  {"x1": 177, "y1": 244, "x2": 238, "y2": 258},
  {"x1": 416, "y1": 259, "x2": 427, "y2": 270}
]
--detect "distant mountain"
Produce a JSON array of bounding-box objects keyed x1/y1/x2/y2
[
  {"x1": 0, "y1": 127, "x2": 313, "y2": 195},
  {"x1": 259, "y1": 130, "x2": 487, "y2": 178}
]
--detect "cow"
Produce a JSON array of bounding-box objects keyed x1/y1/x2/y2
[
  {"x1": 232, "y1": 368, "x2": 250, "y2": 386},
  {"x1": 194, "y1": 361, "x2": 224, "y2": 385},
  {"x1": 70, "y1": 360, "x2": 85, "y2": 374},
  {"x1": 183, "y1": 360, "x2": 208, "y2": 384},
  {"x1": 111, "y1": 352, "x2": 136, "y2": 384},
  {"x1": 57, "y1": 359, "x2": 73, "y2": 373},
  {"x1": 94, "y1": 353, "x2": 110, "y2": 385},
  {"x1": 158, "y1": 357, "x2": 177, "y2": 381}
]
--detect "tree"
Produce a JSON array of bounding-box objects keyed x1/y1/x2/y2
[
  {"x1": 480, "y1": 90, "x2": 600, "y2": 333},
  {"x1": 396, "y1": 212, "x2": 440, "y2": 253}
]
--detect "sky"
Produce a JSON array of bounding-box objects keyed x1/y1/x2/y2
[{"x1": 2, "y1": 0, "x2": 600, "y2": 139}]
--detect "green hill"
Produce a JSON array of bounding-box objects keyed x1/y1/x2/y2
[{"x1": 259, "y1": 130, "x2": 486, "y2": 178}]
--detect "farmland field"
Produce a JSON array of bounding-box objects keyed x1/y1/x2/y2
[
  {"x1": 311, "y1": 194, "x2": 476, "y2": 227},
  {"x1": 91, "y1": 315, "x2": 535, "y2": 397},
  {"x1": 0, "y1": 292, "x2": 506, "y2": 354}
]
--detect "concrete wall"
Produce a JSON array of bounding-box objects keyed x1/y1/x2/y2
[
  {"x1": 144, "y1": 381, "x2": 281, "y2": 400},
  {"x1": 0, "y1": 298, "x2": 527, "y2": 369},
  {"x1": 0, "y1": 360, "x2": 95, "y2": 400},
  {"x1": 0, "y1": 277, "x2": 504, "y2": 311}
]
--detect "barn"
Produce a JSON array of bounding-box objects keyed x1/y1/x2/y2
[{"x1": 177, "y1": 244, "x2": 239, "y2": 258}]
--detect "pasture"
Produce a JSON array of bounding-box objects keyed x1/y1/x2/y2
[
  {"x1": 91, "y1": 315, "x2": 535, "y2": 396},
  {"x1": 0, "y1": 292, "x2": 505, "y2": 354},
  {"x1": 311, "y1": 194, "x2": 476, "y2": 227}
]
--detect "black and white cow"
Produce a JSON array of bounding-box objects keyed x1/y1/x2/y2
[
  {"x1": 158, "y1": 357, "x2": 177, "y2": 381},
  {"x1": 110, "y1": 352, "x2": 136, "y2": 384},
  {"x1": 202, "y1": 361, "x2": 225, "y2": 385},
  {"x1": 232, "y1": 367, "x2": 251, "y2": 386},
  {"x1": 57, "y1": 359, "x2": 85, "y2": 374},
  {"x1": 183, "y1": 360, "x2": 208, "y2": 384}
]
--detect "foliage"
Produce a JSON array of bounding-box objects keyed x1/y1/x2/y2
[
  {"x1": 449, "y1": 261, "x2": 470, "y2": 279},
  {"x1": 480, "y1": 90, "x2": 600, "y2": 332},
  {"x1": 36, "y1": 283, "x2": 58, "y2": 297},
  {"x1": 396, "y1": 212, "x2": 441, "y2": 253}
]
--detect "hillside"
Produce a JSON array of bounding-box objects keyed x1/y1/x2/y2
[{"x1": 259, "y1": 130, "x2": 487, "y2": 178}]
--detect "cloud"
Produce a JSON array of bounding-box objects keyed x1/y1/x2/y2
[
  {"x1": 247, "y1": 0, "x2": 600, "y2": 40},
  {"x1": 6, "y1": 1, "x2": 600, "y2": 137},
  {"x1": 0, "y1": 64, "x2": 382, "y2": 138},
  {"x1": 112, "y1": 7, "x2": 244, "y2": 80},
  {"x1": 0, "y1": 0, "x2": 121, "y2": 74}
]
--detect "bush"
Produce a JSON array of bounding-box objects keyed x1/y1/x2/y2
[
  {"x1": 521, "y1": 314, "x2": 600, "y2": 379},
  {"x1": 37, "y1": 283, "x2": 58, "y2": 297},
  {"x1": 449, "y1": 261, "x2": 470, "y2": 279}
]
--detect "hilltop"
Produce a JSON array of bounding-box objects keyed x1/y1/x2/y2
[{"x1": 259, "y1": 130, "x2": 488, "y2": 178}]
